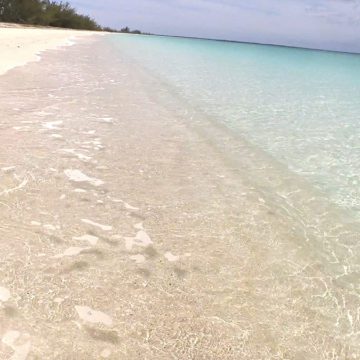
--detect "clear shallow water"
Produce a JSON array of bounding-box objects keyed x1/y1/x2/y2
[
  {"x1": 109, "y1": 35, "x2": 360, "y2": 216},
  {"x1": 1, "y1": 36, "x2": 359, "y2": 358}
]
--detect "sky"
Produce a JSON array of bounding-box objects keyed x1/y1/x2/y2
[{"x1": 72, "y1": 0, "x2": 360, "y2": 53}]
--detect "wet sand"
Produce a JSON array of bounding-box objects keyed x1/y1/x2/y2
[{"x1": 0, "y1": 35, "x2": 359, "y2": 359}]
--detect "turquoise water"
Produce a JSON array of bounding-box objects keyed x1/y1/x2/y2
[{"x1": 109, "y1": 35, "x2": 360, "y2": 216}]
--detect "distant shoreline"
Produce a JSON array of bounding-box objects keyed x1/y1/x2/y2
[
  {"x1": 0, "y1": 21, "x2": 100, "y2": 31},
  {"x1": 1, "y1": 21, "x2": 358, "y2": 56}
]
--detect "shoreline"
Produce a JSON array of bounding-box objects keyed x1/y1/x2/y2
[
  {"x1": 0, "y1": 32, "x2": 359, "y2": 358},
  {"x1": 0, "y1": 23, "x2": 101, "y2": 76}
]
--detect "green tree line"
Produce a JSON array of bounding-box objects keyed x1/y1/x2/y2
[{"x1": 0, "y1": 0, "x2": 144, "y2": 33}]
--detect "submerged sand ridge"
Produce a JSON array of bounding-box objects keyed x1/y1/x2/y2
[{"x1": 0, "y1": 36, "x2": 359, "y2": 359}]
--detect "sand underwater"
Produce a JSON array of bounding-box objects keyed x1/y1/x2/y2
[{"x1": 0, "y1": 32, "x2": 359, "y2": 359}]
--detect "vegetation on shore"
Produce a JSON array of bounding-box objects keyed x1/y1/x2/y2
[{"x1": 0, "y1": 0, "x2": 144, "y2": 33}]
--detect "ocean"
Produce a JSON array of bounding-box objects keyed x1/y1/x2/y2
[
  {"x1": 109, "y1": 34, "x2": 360, "y2": 218},
  {"x1": 103, "y1": 36, "x2": 360, "y2": 355},
  {"x1": 1, "y1": 31, "x2": 359, "y2": 357}
]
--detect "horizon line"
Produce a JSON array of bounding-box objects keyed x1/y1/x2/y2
[{"x1": 127, "y1": 32, "x2": 360, "y2": 56}]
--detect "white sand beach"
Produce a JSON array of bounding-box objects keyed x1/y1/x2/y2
[{"x1": 0, "y1": 23, "x2": 97, "y2": 75}]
